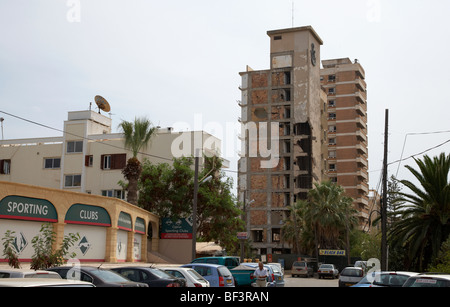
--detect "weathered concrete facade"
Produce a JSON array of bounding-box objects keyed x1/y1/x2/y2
[{"x1": 238, "y1": 26, "x2": 325, "y2": 254}]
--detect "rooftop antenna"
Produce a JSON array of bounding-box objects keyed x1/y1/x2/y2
[
  {"x1": 0, "y1": 117, "x2": 4, "y2": 140},
  {"x1": 94, "y1": 95, "x2": 111, "y2": 114},
  {"x1": 292, "y1": 1, "x2": 294, "y2": 27}
]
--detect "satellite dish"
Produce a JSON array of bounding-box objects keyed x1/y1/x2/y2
[{"x1": 95, "y1": 95, "x2": 111, "y2": 113}]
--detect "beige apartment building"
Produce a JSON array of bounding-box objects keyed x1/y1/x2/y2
[
  {"x1": 320, "y1": 58, "x2": 369, "y2": 227},
  {"x1": 0, "y1": 110, "x2": 225, "y2": 198},
  {"x1": 238, "y1": 27, "x2": 370, "y2": 254}
]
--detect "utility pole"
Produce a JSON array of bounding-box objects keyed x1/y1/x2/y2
[
  {"x1": 381, "y1": 109, "x2": 389, "y2": 271},
  {"x1": 191, "y1": 149, "x2": 200, "y2": 261}
]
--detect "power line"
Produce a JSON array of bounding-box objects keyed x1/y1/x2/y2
[{"x1": 0, "y1": 110, "x2": 174, "y2": 162}]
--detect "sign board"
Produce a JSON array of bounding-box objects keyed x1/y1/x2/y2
[
  {"x1": 319, "y1": 249, "x2": 346, "y2": 256},
  {"x1": 135, "y1": 217, "x2": 146, "y2": 234},
  {"x1": 0, "y1": 195, "x2": 58, "y2": 223},
  {"x1": 237, "y1": 232, "x2": 249, "y2": 240},
  {"x1": 118, "y1": 211, "x2": 132, "y2": 231},
  {"x1": 65, "y1": 204, "x2": 111, "y2": 227},
  {"x1": 161, "y1": 218, "x2": 192, "y2": 239}
]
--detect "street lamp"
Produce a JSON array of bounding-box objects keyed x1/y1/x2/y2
[{"x1": 191, "y1": 149, "x2": 213, "y2": 261}]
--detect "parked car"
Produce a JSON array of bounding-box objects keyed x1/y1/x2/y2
[
  {"x1": 351, "y1": 271, "x2": 382, "y2": 287},
  {"x1": 182, "y1": 263, "x2": 235, "y2": 287},
  {"x1": 0, "y1": 278, "x2": 95, "y2": 287},
  {"x1": 339, "y1": 267, "x2": 365, "y2": 287},
  {"x1": 191, "y1": 256, "x2": 240, "y2": 269},
  {"x1": 47, "y1": 266, "x2": 148, "y2": 287},
  {"x1": 240, "y1": 262, "x2": 278, "y2": 287},
  {"x1": 0, "y1": 269, "x2": 62, "y2": 279},
  {"x1": 354, "y1": 260, "x2": 368, "y2": 273},
  {"x1": 267, "y1": 263, "x2": 285, "y2": 287},
  {"x1": 160, "y1": 267, "x2": 210, "y2": 287},
  {"x1": 371, "y1": 272, "x2": 420, "y2": 287},
  {"x1": 352, "y1": 271, "x2": 419, "y2": 287},
  {"x1": 318, "y1": 264, "x2": 339, "y2": 279},
  {"x1": 230, "y1": 264, "x2": 256, "y2": 287},
  {"x1": 291, "y1": 261, "x2": 314, "y2": 278},
  {"x1": 403, "y1": 274, "x2": 450, "y2": 287},
  {"x1": 111, "y1": 266, "x2": 185, "y2": 287}
]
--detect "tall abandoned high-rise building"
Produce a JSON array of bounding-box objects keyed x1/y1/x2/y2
[{"x1": 238, "y1": 26, "x2": 369, "y2": 255}]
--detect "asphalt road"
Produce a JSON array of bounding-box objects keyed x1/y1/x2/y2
[{"x1": 284, "y1": 272, "x2": 338, "y2": 287}]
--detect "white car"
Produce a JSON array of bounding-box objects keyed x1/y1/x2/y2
[
  {"x1": 318, "y1": 264, "x2": 339, "y2": 279},
  {"x1": 339, "y1": 267, "x2": 365, "y2": 287},
  {"x1": 0, "y1": 278, "x2": 95, "y2": 287},
  {"x1": 403, "y1": 274, "x2": 450, "y2": 287},
  {"x1": 0, "y1": 269, "x2": 62, "y2": 279},
  {"x1": 161, "y1": 267, "x2": 210, "y2": 287}
]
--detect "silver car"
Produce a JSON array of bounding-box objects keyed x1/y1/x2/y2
[
  {"x1": 292, "y1": 261, "x2": 314, "y2": 278},
  {"x1": 318, "y1": 264, "x2": 339, "y2": 279},
  {"x1": 0, "y1": 269, "x2": 62, "y2": 279},
  {"x1": 339, "y1": 267, "x2": 364, "y2": 287},
  {"x1": 403, "y1": 274, "x2": 450, "y2": 287},
  {"x1": 161, "y1": 267, "x2": 210, "y2": 287}
]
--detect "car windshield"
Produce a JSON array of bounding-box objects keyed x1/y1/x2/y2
[
  {"x1": 357, "y1": 272, "x2": 380, "y2": 284},
  {"x1": 342, "y1": 268, "x2": 362, "y2": 277},
  {"x1": 320, "y1": 264, "x2": 333, "y2": 269},
  {"x1": 373, "y1": 273, "x2": 410, "y2": 287},
  {"x1": 403, "y1": 277, "x2": 450, "y2": 287},
  {"x1": 92, "y1": 270, "x2": 130, "y2": 282},
  {"x1": 148, "y1": 268, "x2": 174, "y2": 279},
  {"x1": 293, "y1": 262, "x2": 305, "y2": 267},
  {"x1": 187, "y1": 269, "x2": 207, "y2": 282}
]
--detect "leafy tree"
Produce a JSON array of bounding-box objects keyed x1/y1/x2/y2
[
  {"x1": 119, "y1": 117, "x2": 157, "y2": 205},
  {"x1": 139, "y1": 157, "x2": 194, "y2": 218},
  {"x1": 138, "y1": 155, "x2": 244, "y2": 252},
  {"x1": 1, "y1": 230, "x2": 21, "y2": 269},
  {"x1": 30, "y1": 223, "x2": 80, "y2": 270},
  {"x1": 389, "y1": 153, "x2": 450, "y2": 271}
]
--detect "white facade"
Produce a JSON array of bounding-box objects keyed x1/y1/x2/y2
[{"x1": 0, "y1": 110, "x2": 225, "y2": 198}]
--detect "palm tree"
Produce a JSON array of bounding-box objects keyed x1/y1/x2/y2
[
  {"x1": 306, "y1": 181, "x2": 357, "y2": 261},
  {"x1": 118, "y1": 117, "x2": 157, "y2": 205},
  {"x1": 389, "y1": 153, "x2": 450, "y2": 271}
]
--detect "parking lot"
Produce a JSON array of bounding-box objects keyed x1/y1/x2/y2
[{"x1": 284, "y1": 272, "x2": 338, "y2": 287}]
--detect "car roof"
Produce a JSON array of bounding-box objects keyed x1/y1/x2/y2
[
  {"x1": 183, "y1": 263, "x2": 224, "y2": 268},
  {"x1": 0, "y1": 278, "x2": 94, "y2": 287},
  {"x1": 343, "y1": 266, "x2": 364, "y2": 270},
  {"x1": 414, "y1": 274, "x2": 450, "y2": 279}
]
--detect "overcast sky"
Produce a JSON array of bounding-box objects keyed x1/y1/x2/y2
[{"x1": 1, "y1": 0, "x2": 449, "y2": 193}]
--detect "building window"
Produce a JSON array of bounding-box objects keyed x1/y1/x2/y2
[
  {"x1": 44, "y1": 158, "x2": 61, "y2": 169},
  {"x1": 65, "y1": 174, "x2": 81, "y2": 188},
  {"x1": 67, "y1": 141, "x2": 83, "y2": 153},
  {"x1": 328, "y1": 88, "x2": 336, "y2": 95},
  {"x1": 0, "y1": 160, "x2": 11, "y2": 175},
  {"x1": 272, "y1": 229, "x2": 281, "y2": 242},
  {"x1": 274, "y1": 35, "x2": 282, "y2": 41},
  {"x1": 102, "y1": 190, "x2": 125, "y2": 200},
  {"x1": 103, "y1": 155, "x2": 112, "y2": 169},
  {"x1": 329, "y1": 125, "x2": 337, "y2": 133},
  {"x1": 329, "y1": 138, "x2": 336, "y2": 145},
  {"x1": 101, "y1": 154, "x2": 127, "y2": 170},
  {"x1": 328, "y1": 113, "x2": 336, "y2": 120},
  {"x1": 85, "y1": 155, "x2": 93, "y2": 167},
  {"x1": 328, "y1": 100, "x2": 336, "y2": 108},
  {"x1": 328, "y1": 75, "x2": 336, "y2": 82},
  {"x1": 329, "y1": 151, "x2": 337, "y2": 158},
  {"x1": 329, "y1": 164, "x2": 336, "y2": 171},
  {"x1": 252, "y1": 230, "x2": 263, "y2": 243}
]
